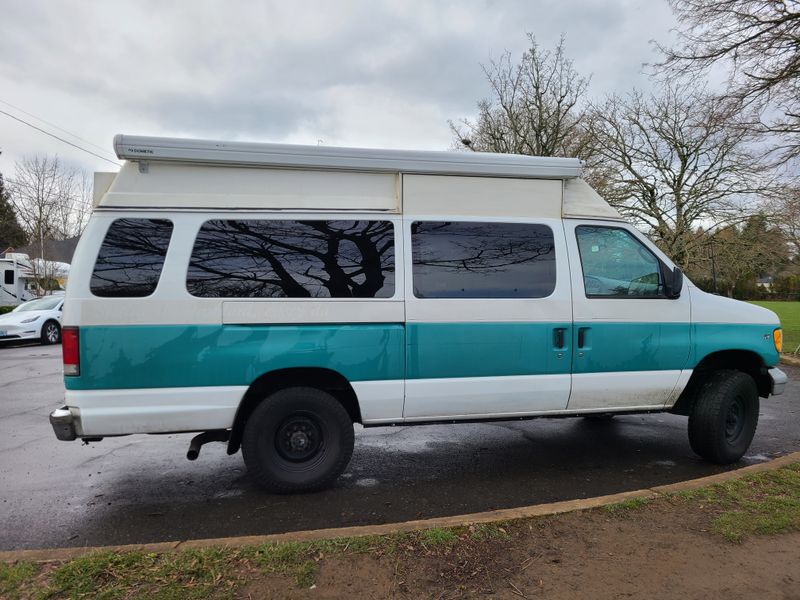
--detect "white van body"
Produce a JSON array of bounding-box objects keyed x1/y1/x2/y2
[{"x1": 50, "y1": 135, "x2": 786, "y2": 492}]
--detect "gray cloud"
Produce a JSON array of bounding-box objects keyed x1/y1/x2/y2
[{"x1": 0, "y1": 0, "x2": 675, "y2": 175}]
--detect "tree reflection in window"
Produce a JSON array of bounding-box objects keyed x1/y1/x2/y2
[
  {"x1": 187, "y1": 220, "x2": 395, "y2": 298},
  {"x1": 90, "y1": 219, "x2": 173, "y2": 298},
  {"x1": 411, "y1": 221, "x2": 556, "y2": 298}
]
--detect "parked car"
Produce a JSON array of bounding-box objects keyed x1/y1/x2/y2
[
  {"x1": 0, "y1": 296, "x2": 63, "y2": 345},
  {"x1": 49, "y1": 134, "x2": 786, "y2": 493}
]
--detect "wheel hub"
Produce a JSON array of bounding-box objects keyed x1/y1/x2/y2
[
  {"x1": 290, "y1": 431, "x2": 309, "y2": 450},
  {"x1": 725, "y1": 399, "x2": 744, "y2": 442},
  {"x1": 275, "y1": 415, "x2": 323, "y2": 462}
]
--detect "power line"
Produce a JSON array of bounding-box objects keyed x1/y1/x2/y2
[
  {"x1": 0, "y1": 109, "x2": 120, "y2": 166},
  {"x1": 0, "y1": 98, "x2": 115, "y2": 158}
]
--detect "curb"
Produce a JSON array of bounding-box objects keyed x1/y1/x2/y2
[
  {"x1": 780, "y1": 354, "x2": 800, "y2": 367},
  {"x1": 3, "y1": 451, "x2": 799, "y2": 564}
]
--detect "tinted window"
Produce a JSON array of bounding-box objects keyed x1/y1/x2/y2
[
  {"x1": 3, "y1": 270, "x2": 12, "y2": 285},
  {"x1": 412, "y1": 221, "x2": 556, "y2": 298},
  {"x1": 187, "y1": 220, "x2": 395, "y2": 298},
  {"x1": 90, "y1": 219, "x2": 173, "y2": 298},
  {"x1": 576, "y1": 226, "x2": 663, "y2": 298}
]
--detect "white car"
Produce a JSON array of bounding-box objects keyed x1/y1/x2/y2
[{"x1": 0, "y1": 296, "x2": 63, "y2": 345}]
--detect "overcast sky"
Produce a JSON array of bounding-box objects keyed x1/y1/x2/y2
[{"x1": 0, "y1": 0, "x2": 675, "y2": 177}]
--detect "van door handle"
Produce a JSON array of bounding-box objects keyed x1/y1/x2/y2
[
  {"x1": 577, "y1": 327, "x2": 590, "y2": 349},
  {"x1": 553, "y1": 327, "x2": 566, "y2": 349}
]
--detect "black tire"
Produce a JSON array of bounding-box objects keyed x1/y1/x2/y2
[
  {"x1": 241, "y1": 387, "x2": 354, "y2": 493},
  {"x1": 41, "y1": 320, "x2": 61, "y2": 345},
  {"x1": 688, "y1": 370, "x2": 759, "y2": 464}
]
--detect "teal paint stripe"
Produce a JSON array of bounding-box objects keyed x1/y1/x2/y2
[
  {"x1": 572, "y1": 322, "x2": 779, "y2": 371},
  {"x1": 407, "y1": 321, "x2": 779, "y2": 378},
  {"x1": 64, "y1": 320, "x2": 780, "y2": 391},
  {"x1": 406, "y1": 322, "x2": 572, "y2": 379},
  {"x1": 691, "y1": 322, "x2": 780, "y2": 368},
  {"x1": 571, "y1": 321, "x2": 690, "y2": 374},
  {"x1": 65, "y1": 324, "x2": 404, "y2": 391}
]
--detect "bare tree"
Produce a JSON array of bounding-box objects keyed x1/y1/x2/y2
[
  {"x1": 450, "y1": 34, "x2": 613, "y2": 193},
  {"x1": 655, "y1": 0, "x2": 800, "y2": 162},
  {"x1": 9, "y1": 155, "x2": 89, "y2": 241},
  {"x1": 71, "y1": 172, "x2": 93, "y2": 237},
  {"x1": 696, "y1": 215, "x2": 788, "y2": 297},
  {"x1": 767, "y1": 184, "x2": 800, "y2": 259},
  {"x1": 451, "y1": 34, "x2": 590, "y2": 155},
  {"x1": 589, "y1": 81, "x2": 772, "y2": 267},
  {"x1": 7, "y1": 155, "x2": 89, "y2": 294}
]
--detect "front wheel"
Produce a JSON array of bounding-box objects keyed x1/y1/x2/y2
[
  {"x1": 241, "y1": 387, "x2": 354, "y2": 493},
  {"x1": 688, "y1": 370, "x2": 759, "y2": 464},
  {"x1": 41, "y1": 321, "x2": 61, "y2": 345}
]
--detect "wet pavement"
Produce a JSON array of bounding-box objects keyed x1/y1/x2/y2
[{"x1": 1, "y1": 343, "x2": 799, "y2": 551}]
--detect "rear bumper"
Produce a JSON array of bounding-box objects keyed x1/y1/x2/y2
[
  {"x1": 769, "y1": 367, "x2": 788, "y2": 396},
  {"x1": 49, "y1": 406, "x2": 81, "y2": 441}
]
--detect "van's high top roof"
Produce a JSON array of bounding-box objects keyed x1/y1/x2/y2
[
  {"x1": 96, "y1": 134, "x2": 621, "y2": 221},
  {"x1": 114, "y1": 135, "x2": 583, "y2": 180}
]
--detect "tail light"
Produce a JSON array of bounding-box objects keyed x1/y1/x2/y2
[{"x1": 62, "y1": 327, "x2": 80, "y2": 376}]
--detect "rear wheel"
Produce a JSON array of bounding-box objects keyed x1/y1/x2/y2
[
  {"x1": 41, "y1": 321, "x2": 61, "y2": 345},
  {"x1": 688, "y1": 370, "x2": 759, "y2": 464},
  {"x1": 242, "y1": 387, "x2": 354, "y2": 493}
]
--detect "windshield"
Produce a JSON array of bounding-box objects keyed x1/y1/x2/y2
[{"x1": 13, "y1": 296, "x2": 62, "y2": 312}]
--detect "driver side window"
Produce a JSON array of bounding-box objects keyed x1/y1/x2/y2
[{"x1": 576, "y1": 226, "x2": 663, "y2": 298}]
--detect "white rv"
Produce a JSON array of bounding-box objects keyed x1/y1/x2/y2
[
  {"x1": 1, "y1": 253, "x2": 37, "y2": 306},
  {"x1": 0, "y1": 253, "x2": 69, "y2": 307},
  {"x1": 50, "y1": 135, "x2": 786, "y2": 493}
]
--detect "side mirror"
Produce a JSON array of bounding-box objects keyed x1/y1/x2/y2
[{"x1": 664, "y1": 267, "x2": 683, "y2": 299}]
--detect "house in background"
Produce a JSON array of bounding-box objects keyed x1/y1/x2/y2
[{"x1": 14, "y1": 237, "x2": 80, "y2": 264}]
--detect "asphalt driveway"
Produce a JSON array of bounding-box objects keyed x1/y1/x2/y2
[{"x1": 1, "y1": 343, "x2": 798, "y2": 551}]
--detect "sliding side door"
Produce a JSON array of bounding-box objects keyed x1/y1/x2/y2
[{"x1": 401, "y1": 175, "x2": 573, "y2": 421}]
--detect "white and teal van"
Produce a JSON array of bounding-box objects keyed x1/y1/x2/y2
[{"x1": 50, "y1": 135, "x2": 787, "y2": 493}]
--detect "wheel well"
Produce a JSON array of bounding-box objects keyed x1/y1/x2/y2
[
  {"x1": 227, "y1": 367, "x2": 361, "y2": 454},
  {"x1": 671, "y1": 350, "x2": 770, "y2": 415},
  {"x1": 42, "y1": 320, "x2": 60, "y2": 335}
]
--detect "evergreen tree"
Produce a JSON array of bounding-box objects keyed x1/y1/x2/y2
[{"x1": 0, "y1": 172, "x2": 27, "y2": 250}]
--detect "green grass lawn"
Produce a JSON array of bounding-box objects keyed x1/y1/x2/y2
[{"x1": 749, "y1": 301, "x2": 800, "y2": 353}]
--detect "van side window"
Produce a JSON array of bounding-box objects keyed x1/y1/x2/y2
[
  {"x1": 90, "y1": 219, "x2": 174, "y2": 298},
  {"x1": 411, "y1": 221, "x2": 556, "y2": 298},
  {"x1": 186, "y1": 220, "x2": 395, "y2": 298},
  {"x1": 575, "y1": 226, "x2": 663, "y2": 298},
  {"x1": 3, "y1": 270, "x2": 12, "y2": 285}
]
